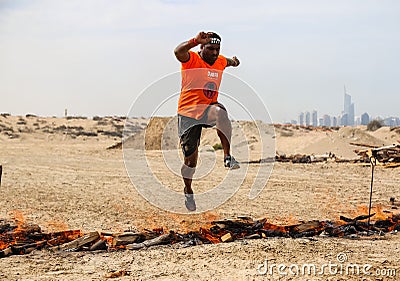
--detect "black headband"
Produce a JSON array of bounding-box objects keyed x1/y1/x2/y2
[{"x1": 209, "y1": 37, "x2": 221, "y2": 45}]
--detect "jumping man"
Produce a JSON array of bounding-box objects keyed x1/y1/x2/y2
[{"x1": 174, "y1": 31, "x2": 240, "y2": 211}]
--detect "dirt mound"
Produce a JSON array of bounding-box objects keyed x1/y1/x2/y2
[
  {"x1": 122, "y1": 117, "x2": 179, "y2": 150},
  {"x1": 273, "y1": 125, "x2": 397, "y2": 159},
  {"x1": 369, "y1": 126, "x2": 400, "y2": 144},
  {"x1": 337, "y1": 127, "x2": 385, "y2": 146},
  {"x1": 144, "y1": 117, "x2": 178, "y2": 150}
]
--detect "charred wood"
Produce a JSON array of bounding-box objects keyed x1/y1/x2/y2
[
  {"x1": 50, "y1": 231, "x2": 99, "y2": 252},
  {"x1": 89, "y1": 239, "x2": 107, "y2": 251},
  {"x1": 126, "y1": 232, "x2": 173, "y2": 250},
  {"x1": 0, "y1": 247, "x2": 12, "y2": 258}
]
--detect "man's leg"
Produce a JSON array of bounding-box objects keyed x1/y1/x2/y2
[
  {"x1": 207, "y1": 104, "x2": 231, "y2": 157},
  {"x1": 178, "y1": 116, "x2": 202, "y2": 211},
  {"x1": 181, "y1": 149, "x2": 198, "y2": 195},
  {"x1": 206, "y1": 104, "x2": 240, "y2": 169},
  {"x1": 181, "y1": 149, "x2": 198, "y2": 211}
]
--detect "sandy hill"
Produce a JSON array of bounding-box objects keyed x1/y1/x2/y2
[{"x1": 274, "y1": 125, "x2": 399, "y2": 158}]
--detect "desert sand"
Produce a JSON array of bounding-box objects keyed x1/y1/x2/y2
[{"x1": 0, "y1": 114, "x2": 399, "y2": 280}]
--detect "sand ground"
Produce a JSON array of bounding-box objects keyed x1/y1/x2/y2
[{"x1": 0, "y1": 115, "x2": 399, "y2": 280}]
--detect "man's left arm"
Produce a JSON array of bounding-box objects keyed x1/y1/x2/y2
[{"x1": 226, "y1": 56, "x2": 240, "y2": 67}]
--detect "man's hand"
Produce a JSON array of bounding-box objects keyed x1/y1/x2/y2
[
  {"x1": 194, "y1": 31, "x2": 212, "y2": 45},
  {"x1": 174, "y1": 31, "x2": 213, "y2": 63},
  {"x1": 227, "y1": 56, "x2": 240, "y2": 67}
]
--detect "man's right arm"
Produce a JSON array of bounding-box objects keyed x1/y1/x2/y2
[
  {"x1": 174, "y1": 31, "x2": 212, "y2": 63},
  {"x1": 174, "y1": 40, "x2": 197, "y2": 63}
]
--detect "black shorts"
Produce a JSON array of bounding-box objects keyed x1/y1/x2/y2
[{"x1": 178, "y1": 103, "x2": 226, "y2": 157}]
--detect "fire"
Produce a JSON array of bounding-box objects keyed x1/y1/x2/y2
[
  {"x1": 9, "y1": 210, "x2": 25, "y2": 223},
  {"x1": 9, "y1": 210, "x2": 25, "y2": 234},
  {"x1": 46, "y1": 230, "x2": 82, "y2": 246},
  {"x1": 1, "y1": 204, "x2": 399, "y2": 257},
  {"x1": 0, "y1": 240, "x2": 9, "y2": 251},
  {"x1": 199, "y1": 227, "x2": 223, "y2": 244},
  {"x1": 352, "y1": 204, "x2": 394, "y2": 221},
  {"x1": 262, "y1": 222, "x2": 288, "y2": 234}
]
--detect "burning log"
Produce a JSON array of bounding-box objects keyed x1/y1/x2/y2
[
  {"x1": 287, "y1": 220, "x2": 327, "y2": 238},
  {"x1": 0, "y1": 222, "x2": 42, "y2": 251},
  {"x1": 0, "y1": 247, "x2": 12, "y2": 258},
  {"x1": 126, "y1": 232, "x2": 173, "y2": 250},
  {"x1": 0, "y1": 221, "x2": 17, "y2": 234},
  {"x1": 11, "y1": 240, "x2": 47, "y2": 255},
  {"x1": 324, "y1": 224, "x2": 358, "y2": 237},
  {"x1": 260, "y1": 222, "x2": 289, "y2": 238},
  {"x1": 45, "y1": 230, "x2": 82, "y2": 246},
  {"x1": 50, "y1": 231, "x2": 100, "y2": 252},
  {"x1": 322, "y1": 213, "x2": 399, "y2": 237},
  {"x1": 89, "y1": 239, "x2": 107, "y2": 251},
  {"x1": 339, "y1": 213, "x2": 375, "y2": 223},
  {"x1": 111, "y1": 232, "x2": 142, "y2": 247}
]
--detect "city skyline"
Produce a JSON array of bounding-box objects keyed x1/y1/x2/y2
[{"x1": 294, "y1": 88, "x2": 399, "y2": 127}]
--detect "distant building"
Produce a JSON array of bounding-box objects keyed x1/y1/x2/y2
[
  {"x1": 349, "y1": 103, "x2": 355, "y2": 126},
  {"x1": 355, "y1": 116, "x2": 361, "y2": 126},
  {"x1": 340, "y1": 113, "x2": 348, "y2": 126},
  {"x1": 323, "y1": 115, "x2": 331, "y2": 127},
  {"x1": 361, "y1": 113, "x2": 370, "y2": 125},
  {"x1": 312, "y1": 110, "x2": 318, "y2": 127},
  {"x1": 319, "y1": 118, "x2": 324, "y2": 127},
  {"x1": 384, "y1": 117, "x2": 400, "y2": 127},
  {"x1": 305, "y1": 111, "x2": 311, "y2": 126},
  {"x1": 299, "y1": 112, "x2": 305, "y2": 126},
  {"x1": 344, "y1": 86, "x2": 355, "y2": 126},
  {"x1": 332, "y1": 116, "x2": 338, "y2": 127}
]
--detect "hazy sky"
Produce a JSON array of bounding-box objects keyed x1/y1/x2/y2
[{"x1": 1, "y1": 0, "x2": 399, "y2": 123}]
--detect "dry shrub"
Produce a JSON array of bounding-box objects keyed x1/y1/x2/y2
[{"x1": 367, "y1": 120, "x2": 383, "y2": 131}]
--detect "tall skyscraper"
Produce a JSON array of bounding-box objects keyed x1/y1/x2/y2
[
  {"x1": 340, "y1": 113, "x2": 348, "y2": 126},
  {"x1": 305, "y1": 111, "x2": 311, "y2": 126},
  {"x1": 349, "y1": 103, "x2": 355, "y2": 126},
  {"x1": 299, "y1": 112, "x2": 304, "y2": 126},
  {"x1": 343, "y1": 85, "x2": 355, "y2": 126},
  {"x1": 312, "y1": 110, "x2": 318, "y2": 127},
  {"x1": 332, "y1": 116, "x2": 338, "y2": 127}
]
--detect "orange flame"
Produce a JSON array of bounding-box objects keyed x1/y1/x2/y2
[{"x1": 353, "y1": 204, "x2": 392, "y2": 221}]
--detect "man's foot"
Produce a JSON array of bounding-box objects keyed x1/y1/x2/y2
[
  {"x1": 184, "y1": 193, "x2": 196, "y2": 211},
  {"x1": 224, "y1": 155, "x2": 240, "y2": 169}
]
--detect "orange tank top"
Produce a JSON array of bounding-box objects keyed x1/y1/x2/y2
[{"x1": 177, "y1": 51, "x2": 227, "y2": 119}]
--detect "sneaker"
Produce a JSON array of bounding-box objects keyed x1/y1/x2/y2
[
  {"x1": 224, "y1": 155, "x2": 240, "y2": 169},
  {"x1": 184, "y1": 193, "x2": 196, "y2": 211}
]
